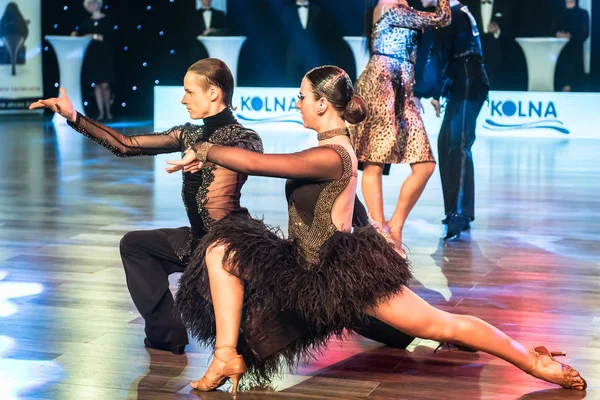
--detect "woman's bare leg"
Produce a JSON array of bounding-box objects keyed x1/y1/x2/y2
[
  {"x1": 191, "y1": 244, "x2": 244, "y2": 387},
  {"x1": 361, "y1": 162, "x2": 385, "y2": 226},
  {"x1": 387, "y1": 161, "x2": 435, "y2": 247},
  {"x1": 101, "y1": 82, "x2": 113, "y2": 119},
  {"x1": 368, "y1": 287, "x2": 586, "y2": 389},
  {"x1": 94, "y1": 85, "x2": 105, "y2": 120}
]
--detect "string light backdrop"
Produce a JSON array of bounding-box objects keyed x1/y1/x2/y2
[{"x1": 42, "y1": 1, "x2": 195, "y2": 117}]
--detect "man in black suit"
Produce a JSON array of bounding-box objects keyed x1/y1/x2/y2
[
  {"x1": 186, "y1": 0, "x2": 229, "y2": 64},
  {"x1": 464, "y1": 0, "x2": 518, "y2": 89},
  {"x1": 195, "y1": 0, "x2": 228, "y2": 36},
  {"x1": 279, "y1": 0, "x2": 326, "y2": 86}
]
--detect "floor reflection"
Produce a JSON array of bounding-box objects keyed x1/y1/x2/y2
[
  {"x1": 0, "y1": 271, "x2": 44, "y2": 317},
  {"x1": 0, "y1": 117, "x2": 597, "y2": 398},
  {"x1": 0, "y1": 271, "x2": 54, "y2": 399},
  {"x1": 128, "y1": 348, "x2": 188, "y2": 399}
]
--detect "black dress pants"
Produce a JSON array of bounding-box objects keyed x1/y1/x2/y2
[
  {"x1": 437, "y1": 96, "x2": 487, "y2": 221},
  {"x1": 120, "y1": 228, "x2": 189, "y2": 350}
]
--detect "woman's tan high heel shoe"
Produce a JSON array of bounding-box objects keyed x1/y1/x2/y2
[
  {"x1": 527, "y1": 346, "x2": 587, "y2": 390},
  {"x1": 190, "y1": 346, "x2": 247, "y2": 395}
]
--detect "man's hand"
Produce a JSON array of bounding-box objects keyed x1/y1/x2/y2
[
  {"x1": 431, "y1": 99, "x2": 441, "y2": 117},
  {"x1": 488, "y1": 22, "x2": 500, "y2": 34},
  {"x1": 166, "y1": 149, "x2": 203, "y2": 174},
  {"x1": 413, "y1": 97, "x2": 424, "y2": 113},
  {"x1": 29, "y1": 88, "x2": 77, "y2": 122}
]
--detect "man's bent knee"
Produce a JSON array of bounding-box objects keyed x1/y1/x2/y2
[{"x1": 120, "y1": 231, "x2": 145, "y2": 256}]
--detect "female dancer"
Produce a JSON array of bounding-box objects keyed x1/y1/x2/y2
[
  {"x1": 29, "y1": 58, "x2": 263, "y2": 356},
  {"x1": 349, "y1": 0, "x2": 451, "y2": 254},
  {"x1": 169, "y1": 66, "x2": 586, "y2": 394}
]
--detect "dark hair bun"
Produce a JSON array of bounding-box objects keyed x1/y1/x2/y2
[{"x1": 342, "y1": 95, "x2": 368, "y2": 124}]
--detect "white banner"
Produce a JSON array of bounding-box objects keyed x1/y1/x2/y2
[
  {"x1": 155, "y1": 87, "x2": 600, "y2": 139},
  {"x1": 420, "y1": 91, "x2": 600, "y2": 139},
  {"x1": 0, "y1": 0, "x2": 43, "y2": 110}
]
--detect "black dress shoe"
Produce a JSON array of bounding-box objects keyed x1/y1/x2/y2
[
  {"x1": 434, "y1": 342, "x2": 478, "y2": 353},
  {"x1": 144, "y1": 338, "x2": 186, "y2": 355},
  {"x1": 444, "y1": 214, "x2": 470, "y2": 240},
  {"x1": 454, "y1": 344, "x2": 478, "y2": 352},
  {"x1": 442, "y1": 215, "x2": 471, "y2": 230}
]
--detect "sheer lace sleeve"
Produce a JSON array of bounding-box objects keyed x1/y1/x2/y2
[
  {"x1": 67, "y1": 112, "x2": 184, "y2": 156},
  {"x1": 193, "y1": 143, "x2": 343, "y2": 181},
  {"x1": 387, "y1": 0, "x2": 451, "y2": 30}
]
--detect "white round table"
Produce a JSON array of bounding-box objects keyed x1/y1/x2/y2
[
  {"x1": 45, "y1": 35, "x2": 92, "y2": 124},
  {"x1": 343, "y1": 36, "x2": 370, "y2": 79},
  {"x1": 515, "y1": 37, "x2": 569, "y2": 92},
  {"x1": 197, "y1": 36, "x2": 247, "y2": 84}
]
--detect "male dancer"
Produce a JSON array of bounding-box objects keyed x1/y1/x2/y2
[{"x1": 414, "y1": 0, "x2": 490, "y2": 240}]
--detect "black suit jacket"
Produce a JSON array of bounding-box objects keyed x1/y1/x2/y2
[
  {"x1": 279, "y1": 1, "x2": 326, "y2": 78},
  {"x1": 281, "y1": 1, "x2": 322, "y2": 40},
  {"x1": 190, "y1": 7, "x2": 227, "y2": 35},
  {"x1": 464, "y1": 0, "x2": 514, "y2": 40}
]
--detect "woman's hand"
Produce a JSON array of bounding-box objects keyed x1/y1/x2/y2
[
  {"x1": 166, "y1": 149, "x2": 203, "y2": 174},
  {"x1": 29, "y1": 88, "x2": 77, "y2": 122},
  {"x1": 412, "y1": 97, "x2": 424, "y2": 113}
]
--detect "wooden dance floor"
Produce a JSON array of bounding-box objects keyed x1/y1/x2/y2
[{"x1": 0, "y1": 115, "x2": 598, "y2": 399}]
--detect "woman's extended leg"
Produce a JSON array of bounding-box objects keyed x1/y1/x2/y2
[{"x1": 368, "y1": 287, "x2": 586, "y2": 390}]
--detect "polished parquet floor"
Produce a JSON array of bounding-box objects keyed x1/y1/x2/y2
[{"x1": 0, "y1": 115, "x2": 598, "y2": 399}]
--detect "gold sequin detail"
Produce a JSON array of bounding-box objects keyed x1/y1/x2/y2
[
  {"x1": 175, "y1": 232, "x2": 193, "y2": 261},
  {"x1": 288, "y1": 144, "x2": 353, "y2": 266},
  {"x1": 194, "y1": 142, "x2": 215, "y2": 162},
  {"x1": 317, "y1": 127, "x2": 350, "y2": 141}
]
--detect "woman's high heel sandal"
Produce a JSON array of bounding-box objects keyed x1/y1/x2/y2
[
  {"x1": 190, "y1": 346, "x2": 247, "y2": 395},
  {"x1": 527, "y1": 346, "x2": 587, "y2": 390}
]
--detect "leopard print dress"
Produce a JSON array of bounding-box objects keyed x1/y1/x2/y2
[{"x1": 349, "y1": 0, "x2": 450, "y2": 171}]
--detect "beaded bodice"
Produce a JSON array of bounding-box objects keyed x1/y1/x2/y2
[{"x1": 286, "y1": 144, "x2": 353, "y2": 266}]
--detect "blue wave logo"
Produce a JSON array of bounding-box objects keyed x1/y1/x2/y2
[
  {"x1": 483, "y1": 119, "x2": 569, "y2": 134},
  {"x1": 484, "y1": 100, "x2": 570, "y2": 134},
  {"x1": 235, "y1": 113, "x2": 303, "y2": 125}
]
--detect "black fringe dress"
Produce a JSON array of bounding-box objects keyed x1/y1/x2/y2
[{"x1": 175, "y1": 143, "x2": 412, "y2": 387}]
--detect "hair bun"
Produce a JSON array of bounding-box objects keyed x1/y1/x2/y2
[{"x1": 342, "y1": 95, "x2": 368, "y2": 124}]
